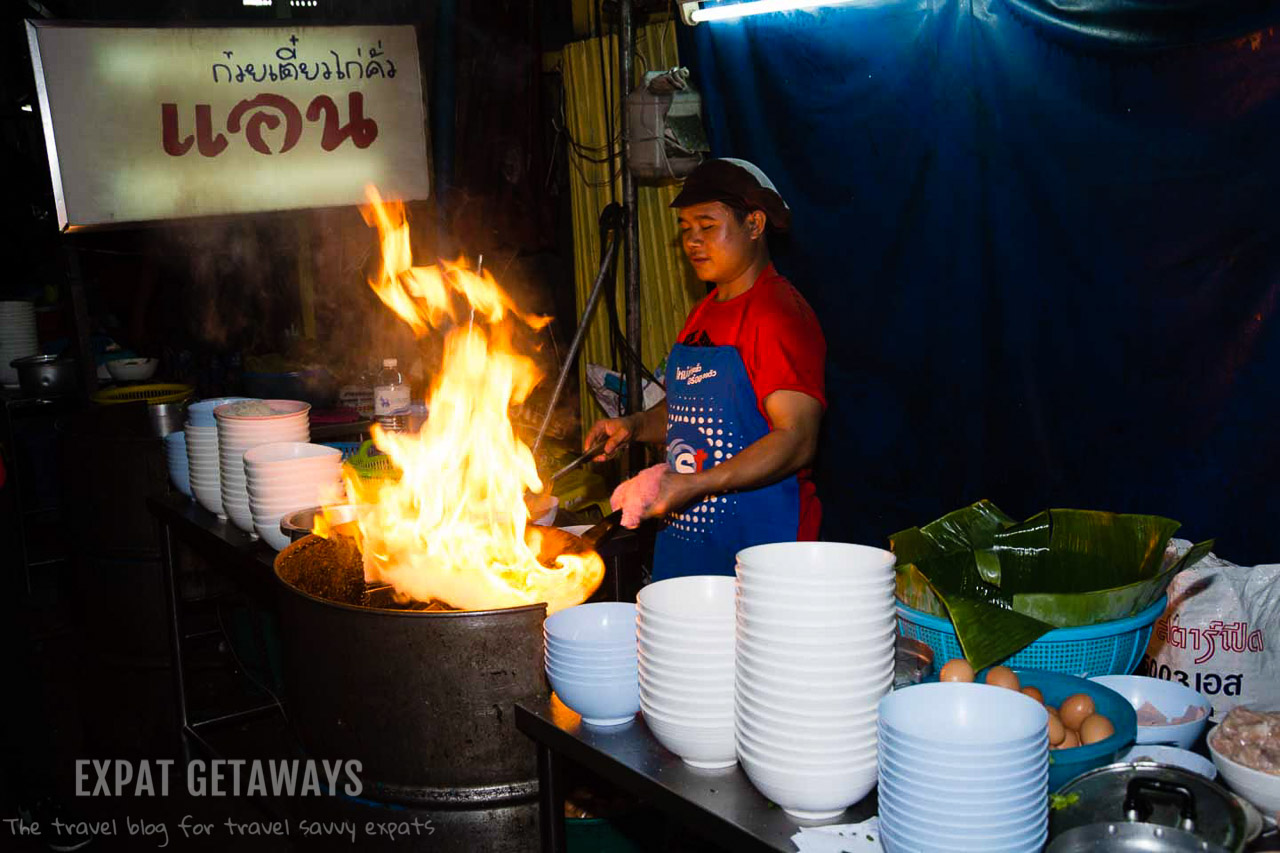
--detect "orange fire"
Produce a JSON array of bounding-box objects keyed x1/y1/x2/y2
[{"x1": 317, "y1": 187, "x2": 604, "y2": 614}]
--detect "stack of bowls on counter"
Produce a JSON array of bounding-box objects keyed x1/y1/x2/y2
[
  {"x1": 543, "y1": 602, "x2": 639, "y2": 727},
  {"x1": 636, "y1": 576, "x2": 736, "y2": 769},
  {"x1": 184, "y1": 397, "x2": 251, "y2": 518},
  {"x1": 0, "y1": 301, "x2": 39, "y2": 387},
  {"x1": 243, "y1": 442, "x2": 344, "y2": 550},
  {"x1": 163, "y1": 431, "x2": 191, "y2": 498},
  {"x1": 734, "y1": 542, "x2": 895, "y2": 820},
  {"x1": 214, "y1": 400, "x2": 310, "y2": 535},
  {"x1": 877, "y1": 683, "x2": 1050, "y2": 852}
]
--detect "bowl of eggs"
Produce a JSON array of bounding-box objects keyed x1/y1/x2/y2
[{"x1": 937, "y1": 659, "x2": 1137, "y2": 791}]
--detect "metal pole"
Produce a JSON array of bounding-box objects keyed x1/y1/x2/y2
[{"x1": 618, "y1": 0, "x2": 644, "y2": 474}]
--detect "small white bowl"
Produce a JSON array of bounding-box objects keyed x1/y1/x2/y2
[
  {"x1": 1118, "y1": 744, "x2": 1217, "y2": 779},
  {"x1": 737, "y1": 752, "x2": 878, "y2": 820},
  {"x1": 1208, "y1": 725, "x2": 1280, "y2": 813},
  {"x1": 736, "y1": 541, "x2": 896, "y2": 582},
  {"x1": 1089, "y1": 675, "x2": 1211, "y2": 749},
  {"x1": 641, "y1": 709, "x2": 736, "y2": 769},
  {"x1": 638, "y1": 575, "x2": 736, "y2": 621},
  {"x1": 106, "y1": 357, "x2": 159, "y2": 381}
]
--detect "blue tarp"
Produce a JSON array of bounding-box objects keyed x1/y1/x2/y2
[{"x1": 681, "y1": 0, "x2": 1280, "y2": 563}]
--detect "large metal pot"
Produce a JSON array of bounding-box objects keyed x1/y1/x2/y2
[
  {"x1": 1048, "y1": 761, "x2": 1248, "y2": 852},
  {"x1": 11, "y1": 354, "x2": 78, "y2": 396},
  {"x1": 273, "y1": 533, "x2": 548, "y2": 806}
]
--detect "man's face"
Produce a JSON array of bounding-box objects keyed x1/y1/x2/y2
[{"x1": 677, "y1": 201, "x2": 763, "y2": 284}]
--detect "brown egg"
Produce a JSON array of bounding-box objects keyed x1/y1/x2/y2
[
  {"x1": 984, "y1": 666, "x2": 1021, "y2": 691},
  {"x1": 939, "y1": 658, "x2": 976, "y2": 683},
  {"x1": 1054, "y1": 728, "x2": 1081, "y2": 750},
  {"x1": 1047, "y1": 712, "x2": 1066, "y2": 746},
  {"x1": 1021, "y1": 686, "x2": 1045, "y2": 704},
  {"x1": 1059, "y1": 693, "x2": 1097, "y2": 731},
  {"x1": 1078, "y1": 713, "x2": 1115, "y2": 746}
]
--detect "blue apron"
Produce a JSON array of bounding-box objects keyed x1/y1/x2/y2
[{"x1": 651, "y1": 341, "x2": 801, "y2": 581}]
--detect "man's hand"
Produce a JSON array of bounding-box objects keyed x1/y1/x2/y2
[
  {"x1": 584, "y1": 415, "x2": 637, "y2": 461},
  {"x1": 641, "y1": 470, "x2": 706, "y2": 520}
]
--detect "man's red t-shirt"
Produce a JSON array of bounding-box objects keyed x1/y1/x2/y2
[{"x1": 674, "y1": 264, "x2": 826, "y2": 540}]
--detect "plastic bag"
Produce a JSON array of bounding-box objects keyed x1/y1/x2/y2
[{"x1": 1140, "y1": 539, "x2": 1280, "y2": 722}]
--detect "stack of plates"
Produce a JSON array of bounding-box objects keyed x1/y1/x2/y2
[
  {"x1": 0, "y1": 301, "x2": 39, "y2": 387},
  {"x1": 243, "y1": 442, "x2": 344, "y2": 550},
  {"x1": 214, "y1": 400, "x2": 310, "y2": 535},
  {"x1": 878, "y1": 683, "x2": 1050, "y2": 852},
  {"x1": 544, "y1": 602, "x2": 639, "y2": 726},
  {"x1": 637, "y1": 576, "x2": 736, "y2": 769},
  {"x1": 163, "y1": 431, "x2": 191, "y2": 498},
  {"x1": 184, "y1": 398, "x2": 251, "y2": 518},
  {"x1": 734, "y1": 542, "x2": 895, "y2": 820}
]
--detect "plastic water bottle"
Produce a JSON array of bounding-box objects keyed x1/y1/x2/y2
[{"x1": 374, "y1": 358, "x2": 410, "y2": 432}]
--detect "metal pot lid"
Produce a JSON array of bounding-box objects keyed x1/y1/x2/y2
[
  {"x1": 1047, "y1": 822, "x2": 1229, "y2": 852},
  {"x1": 1050, "y1": 761, "x2": 1247, "y2": 852}
]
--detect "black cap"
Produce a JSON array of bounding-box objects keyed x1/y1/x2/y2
[{"x1": 670, "y1": 158, "x2": 791, "y2": 232}]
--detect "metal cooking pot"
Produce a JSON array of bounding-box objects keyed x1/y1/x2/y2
[
  {"x1": 11, "y1": 354, "x2": 78, "y2": 397},
  {"x1": 1048, "y1": 762, "x2": 1248, "y2": 853},
  {"x1": 147, "y1": 401, "x2": 188, "y2": 437}
]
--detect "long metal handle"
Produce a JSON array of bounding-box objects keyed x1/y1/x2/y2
[
  {"x1": 531, "y1": 218, "x2": 623, "y2": 456},
  {"x1": 548, "y1": 439, "x2": 608, "y2": 484}
]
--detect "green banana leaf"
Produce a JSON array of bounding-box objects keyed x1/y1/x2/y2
[
  {"x1": 1011, "y1": 539, "x2": 1215, "y2": 628},
  {"x1": 890, "y1": 501, "x2": 1214, "y2": 670}
]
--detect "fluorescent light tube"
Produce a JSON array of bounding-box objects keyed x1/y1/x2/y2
[{"x1": 689, "y1": 0, "x2": 857, "y2": 22}]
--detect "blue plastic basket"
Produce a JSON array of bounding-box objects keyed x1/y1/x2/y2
[
  {"x1": 322, "y1": 441, "x2": 363, "y2": 461},
  {"x1": 896, "y1": 595, "x2": 1167, "y2": 677}
]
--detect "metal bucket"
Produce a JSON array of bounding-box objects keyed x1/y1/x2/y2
[{"x1": 273, "y1": 534, "x2": 548, "y2": 806}]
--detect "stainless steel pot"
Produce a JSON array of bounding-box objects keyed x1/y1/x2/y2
[
  {"x1": 1048, "y1": 762, "x2": 1248, "y2": 853},
  {"x1": 11, "y1": 354, "x2": 78, "y2": 396},
  {"x1": 147, "y1": 401, "x2": 188, "y2": 437}
]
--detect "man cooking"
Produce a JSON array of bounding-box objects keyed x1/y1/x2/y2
[{"x1": 585, "y1": 158, "x2": 827, "y2": 581}]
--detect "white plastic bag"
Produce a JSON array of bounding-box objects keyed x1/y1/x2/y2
[{"x1": 1140, "y1": 540, "x2": 1280, "y2": 721}]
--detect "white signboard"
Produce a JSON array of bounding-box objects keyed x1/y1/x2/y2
[{"x1": 26, "y1": 22, "x2": 431, "y2": 230}]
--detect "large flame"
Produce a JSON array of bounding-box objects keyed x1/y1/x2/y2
[{"x1": 320, "y1": 187, "x2": 604, "y2": 614}]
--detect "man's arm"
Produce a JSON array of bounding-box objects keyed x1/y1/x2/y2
[
  {"x1": 644, "y1": 390, "x2": 822, "y2": 517},
  {"x1": 584, "y1": 399, "x2": 669, "y2": 459}
]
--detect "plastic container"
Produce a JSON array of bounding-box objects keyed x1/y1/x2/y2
[
  {"x1": 374, "y1": 358, "x2": 410, "y2": 432},
  {"x1": 896, "y1": 595, "x2": 1167, "y2": 677},
  {"x1": 1014, "y1": 669, "x2": 1138, "y2": 791}
]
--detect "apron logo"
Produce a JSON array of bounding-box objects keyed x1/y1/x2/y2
[
  {"x1": 674, "y1": 363, "x2": 718, "y2": 386},
  {"x1": 667, "y1": 439, "x2": 709, "y2": 474}
]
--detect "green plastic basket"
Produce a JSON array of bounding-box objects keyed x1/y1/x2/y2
[{"x1": 343, "y1": 439, "x2": 400, "y2": 481}]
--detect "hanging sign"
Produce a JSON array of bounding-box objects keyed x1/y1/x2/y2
[{"x1": 25, "y1": 22, "x2": 431, "y2": 230}]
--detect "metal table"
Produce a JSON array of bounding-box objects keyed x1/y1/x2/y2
[
  {"x1": 514, "y1": 696, "x2": 877, "y2": 853},
  {"x1": 147, "y1": 493, "x2": 284, "y2": 764}
]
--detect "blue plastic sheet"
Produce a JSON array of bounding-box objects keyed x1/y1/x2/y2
[{"x1": 681, "y1": 0, "x2": 1280, "y2": 563}]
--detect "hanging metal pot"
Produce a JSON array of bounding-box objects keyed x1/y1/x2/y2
[{"x1": 1047, "y1": 761, "x2": 1249, "y2": 853}]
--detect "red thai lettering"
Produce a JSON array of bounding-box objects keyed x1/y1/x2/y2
[
  {"x1": 161, "y1": 103, "x2": 228, "y2": 157},
  {"x1": 227, "y1": 94, "x2": 303, "y2": 155},
  {"x1": 305, "y1": 92, "x2": 378, "y2": 151}
]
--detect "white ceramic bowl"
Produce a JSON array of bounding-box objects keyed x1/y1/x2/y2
[
  {"x1": 545, "y1": 636, "x2": 636, "y2": 658},
  {"x1": 214, "y1": 399, "x2": 310, "y2": 420},
  {"x1": 640, "y1": 698, "x2": 733, "y2": 727},
  {"x1": 641, "y1": 707, "x2": 736, "y2": 769},
  {"x1": 105, "y1": 358, "x2": 159, "y2": 381},
  {"x1": 735, "y1": 592, "x2": 895, "y2": 620},
  {"x1": 639, "y1": 690, "x2": 733, "y2": 720},
  {"x1": 877, "y1": 792, "x2": 1046, "y2": 836},
  {"x1": 245, "y1": 461, "x2": 344, "y2": 482},
  {"x1": 1208, "y1": 726, "x2": 1280, "y2": 813},
  {"x1": 878, "y1": 682, "x2": 1049, "y2": 745},
  {"x1": 245, "y1": 480, "x2": 343, "y2": 501},
  {"x1": 1118, "y1": 744, "x2": 1217, "y2": 780},
  {"x1": 1090, "y1": 675, "x2": 1212, "y2": 750},
  {"x1": 738, "y1": 672, "x2": 894, "y2": 706},
  {"x1": 544, "y1": 602, "x2": 637, "y2": 645},
  {"x1": 878, "y1": 756, "x2": 1048, "y2": 793},
  {"x1": 736, "y1": 690, "x2": 880, "y2": 728},
  {"x1": 736, "y1": 717, "x2": 878, "y2": 754},
  {"x1": 878, "y1": 720, "x2": 1048, "y2": 760},
  {"x1": 737, "y1": 733, "x2": 877, "y2": 768},
  {"x1": 878, "y1": 737, "x2": 1048, "y2": 775},
  {"x1": 254, "y1": 522, "x2": 291, "y2": 550},
  {"x1": 639, "y1": 661, "x2": 733, "y2": 686},
  {"x1": 548, "y1": 671, "x2": 639, "y2": 727},
  {"x1": 737, "y1": 752, "x2": 878, "y2": 820},
  {"x1": 243, "y1": 441, "x2": 341, "y2": 465},
  {"x1": 545, "y1": 655, "x2": 638, "y2": 675},
  {"x1": 736, "y1": 541, "x2": 896, "y2": 581},
  {"x1": 637, "y1": 575, "x2": 735, "y2": 621},
  {"x1": 636, "y1": 625, "x2": 734, "y2": 651},
  {"x1": 637, "y1": 635, "x2": 736, "y2": 662},
  {"x1": 188, "y1": 397, "x2": 254, "y2": 427},
  {"x1": 736, "y1": 645, "x2": 894, "y2": 679},
  {"x1": 879, "y1": 760, "x2": 1049, "y2": 806},
  {"x1": 637, "y1": 610, "x2": 735, "y2": 634}
]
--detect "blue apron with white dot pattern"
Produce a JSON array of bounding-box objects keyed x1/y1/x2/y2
[{"x1": 651, "y1": 341, "x2": 801, "y2": 581}]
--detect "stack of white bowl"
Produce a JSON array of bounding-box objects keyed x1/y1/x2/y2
[
  {"x1": 184, "y1": 397, "x2": 251, "y2": 518},
  {"x1": 878, "y1": 683, "x2": 1049, "y2": 852},
  {"x1": 0, "y1": 301, "x2": 39, "y2": 387},
  {"x1": 163, "y1": 431, "x2": 191, "y2": 498},
  {"x1": 543, "y1": 603, "x2": 640, "y2": 726},
  {"x1": 636, "y1": 576, "x2": 737, "y2": 769},
  {"x1": 244, "y1": 442, "x2": 344, "y2": 550},
  {"x1": 734, "y1": 542, "x2": 895, "y2": 820},
  {"x1": 214, "y1": 400, "x2": 310, "y2": 535}
]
